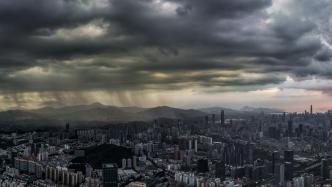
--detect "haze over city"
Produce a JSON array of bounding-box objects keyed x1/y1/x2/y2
[{"x1": 0, "y1": 0, "x2": 332, "y2": 112}]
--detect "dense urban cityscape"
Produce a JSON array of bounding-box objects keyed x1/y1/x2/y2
[{"x1": 0, "y1": 104, "x2": 331, "y2": 186}]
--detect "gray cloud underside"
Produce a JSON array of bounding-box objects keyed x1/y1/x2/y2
[{"x1": 0, "y1": 0, "x2": 331, "y2": 94}]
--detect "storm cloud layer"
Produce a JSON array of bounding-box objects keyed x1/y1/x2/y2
[{"x1": 0, "y1": 0, "x2": 332, "y2": 110}]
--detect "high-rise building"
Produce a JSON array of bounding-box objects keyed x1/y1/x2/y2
[
  {"x1": 197, "y1": 158, "x2": 209, "y2": 173},
  {"x1": 102, "y1": 163, "x2": 118, "y2": 187},
  {"x1": 205, "y1": 115, "x2": 209, "y2": 126},
  {"x1": 279, "y1": 163, "x2": 285, "y2": 186},
  {"x1": 287, "y1": 120, "x2": 293, "y2": 137},
  {"x1": 127, "y1": 158, "x2": 132, "y2": 169},
  {"x1": 212, "y1": 114, "x2": 216, "y2": 125},
  {"x1": 85, "y1": 164, "x2": 93, "y2": 178},
  {"x1": 188, "y1": 139, "x2": 192, "y2": 150},
  {"x1": 284, "y1": 162, "x2": 293, "y2": 181},
  {"x1": 284, "y1": 150, "x2": 294, "y2": 163},
  {"x1": 293, "y1": 176, "x2": 304, "y2": 187},
  {"x1": 153, "y1": 120, "x2": 158, "y2": 129},
  {"x1": 253, "y1": 165, "x2": 265, "y2": 180},
  {"x1": 245, "y1": 165, "x2": 254, "y2": 179},
  {"x1": 35, "y1": 163, "x2": 43, "y2": 179},
  {"x1": 215, "y1": 161, "x2": 225, "y2": 180},
  {"x1": 298, "y1": 124, "x2": 303, "y2": 137},
  {"x1": 303, "y1": 174, "x2": 314, "y2": 187},
  {"x1": 310, "y1": 105, "x2": 313, "y2": 115},
  {"x1": 321, "y1": 159, "x2": 329, "y2": 179},
  {"x1": 122, "y1": 159, "x2": 126, "y2": 169},
  {"x1": 282, "y1": 112, "x2": 286, "y2": 122},
  {"x1": 272, "y1": 151, "x2": 280, "y2": 175},
  {"x1": 248, "y1": 143, "x2": 254, "y2": 165},
  {"x1": 133, "y1": 156, "x2": 137, "y2": 169},
  {"x1": 65, "y1": 123, "x2": 70, "y2": 132},
  {"x1": 220, "y1": 110, "x2": 225, "y2": 125}
]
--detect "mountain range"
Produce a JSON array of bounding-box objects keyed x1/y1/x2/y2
[
  {"x1": 0, "y1": 103, "x2": 284, "y2": 126},
  {"x1": 199, "y1": 106, "x2": 283, "y2": 118},
  {"x1": 0, "y1": 103, "x2": 205, "y2": 124}
]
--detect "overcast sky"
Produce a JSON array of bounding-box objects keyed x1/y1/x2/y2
[{"x1": 0, "y1": 0, "x2": 332, "y2": 111}]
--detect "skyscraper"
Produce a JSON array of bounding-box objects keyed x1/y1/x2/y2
[
  {"x1": 102, "y1": 163, "x2": 118, "y2": 187},
  {"x1": 284, "y1": 150, "x2": 294, "y2": 163},
  {"x1": 284, "y1": 162, "x2": 293, "y2": 181},
  {"x1": 321, "y1": 159, "x2": 329, "y2": 179},
  {"x1": 197, "y1": 158, "x2": 209, "y2": 173},
  {"x1": 310, "y1": 105, "x2": 313, "y2": 115},
  {"x1": 287, "y1": 120, "x2": 293, "y2": 137},
  {"x1": 272, "y1": 151, "x2": 280, "y2": 175},
  {"x1": 282, "y1": 112, "x2": 286, "y2": 122},
  {"x1": 220, "y1": 110, "x2": 225, "y2": 125},
  {"x1": 65, "y1": 123, "x2": 70, "y2": 132},
  {"x1": 279, "y1": 163, "x2": 285, "y2": 186},
  {"x1": 194, "y1": 139, "x2": 198, "y2": 153},
  {"x1": 215, "y1": 161, "x2": 225, "y2": 180},
  {"x1": 188, "y1": 139, "x2": 192, "y2": 150}
]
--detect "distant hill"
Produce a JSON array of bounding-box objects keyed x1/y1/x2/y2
[
  {"x1": 0, "y1": 103, "x2": 206, "y2": 125},
  {"x1": 139, "y1": 106, "x2": 206, "y2": 120},
  {"x1": 0, "y1": 110, "x2": 43, "y2": 122},
  {"x1": 0, "y1": 104, "x2": 283, "y2": 127},
  {"x1": 241, "y1": 106, "x2": 283, "y2": 114},
  {"x1": 120, "y1": 106, "x2": 146, "y2": 113},
  {"x1": 198, "y1": 106, "x2": 284, "y2": 118},
  {"x1": 199, "y1": 107, "x2": 243, "y2": 116}
]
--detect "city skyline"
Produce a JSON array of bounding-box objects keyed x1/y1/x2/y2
[{"x1": 0, "y1": 0, "x2": 332, "y2": 111}]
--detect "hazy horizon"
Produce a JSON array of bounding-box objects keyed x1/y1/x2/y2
[{"x1": 0, "y1": 101, "x2": 320, "y2": 114}]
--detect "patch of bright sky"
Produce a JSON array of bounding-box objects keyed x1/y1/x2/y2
[
  {"x1": 153, "y1": 0, "x2": 178, "y2": 16},
  {"x1": 42, "y1": 20, "x2": 108, "y2": 41}
]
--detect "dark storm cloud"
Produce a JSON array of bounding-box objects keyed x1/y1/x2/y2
[
  {"x1": 169, "y1": 0, "x2": 272, "y2": 18},
  {"x1": 0, "y1": 0, "x2": 331, "y2": 95},
  {"x1": 106, "y1": 0, "x2": 272, "y2": 49},
  {"x1": 315, "y1": 47, "x2": 332, "y2": 62},
  {"x1": 0, "y1": 0, "x2": 103, "y2": 33},
  {"x1": 271, "y1": 15, "x2": 315, "y2": 42}
]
